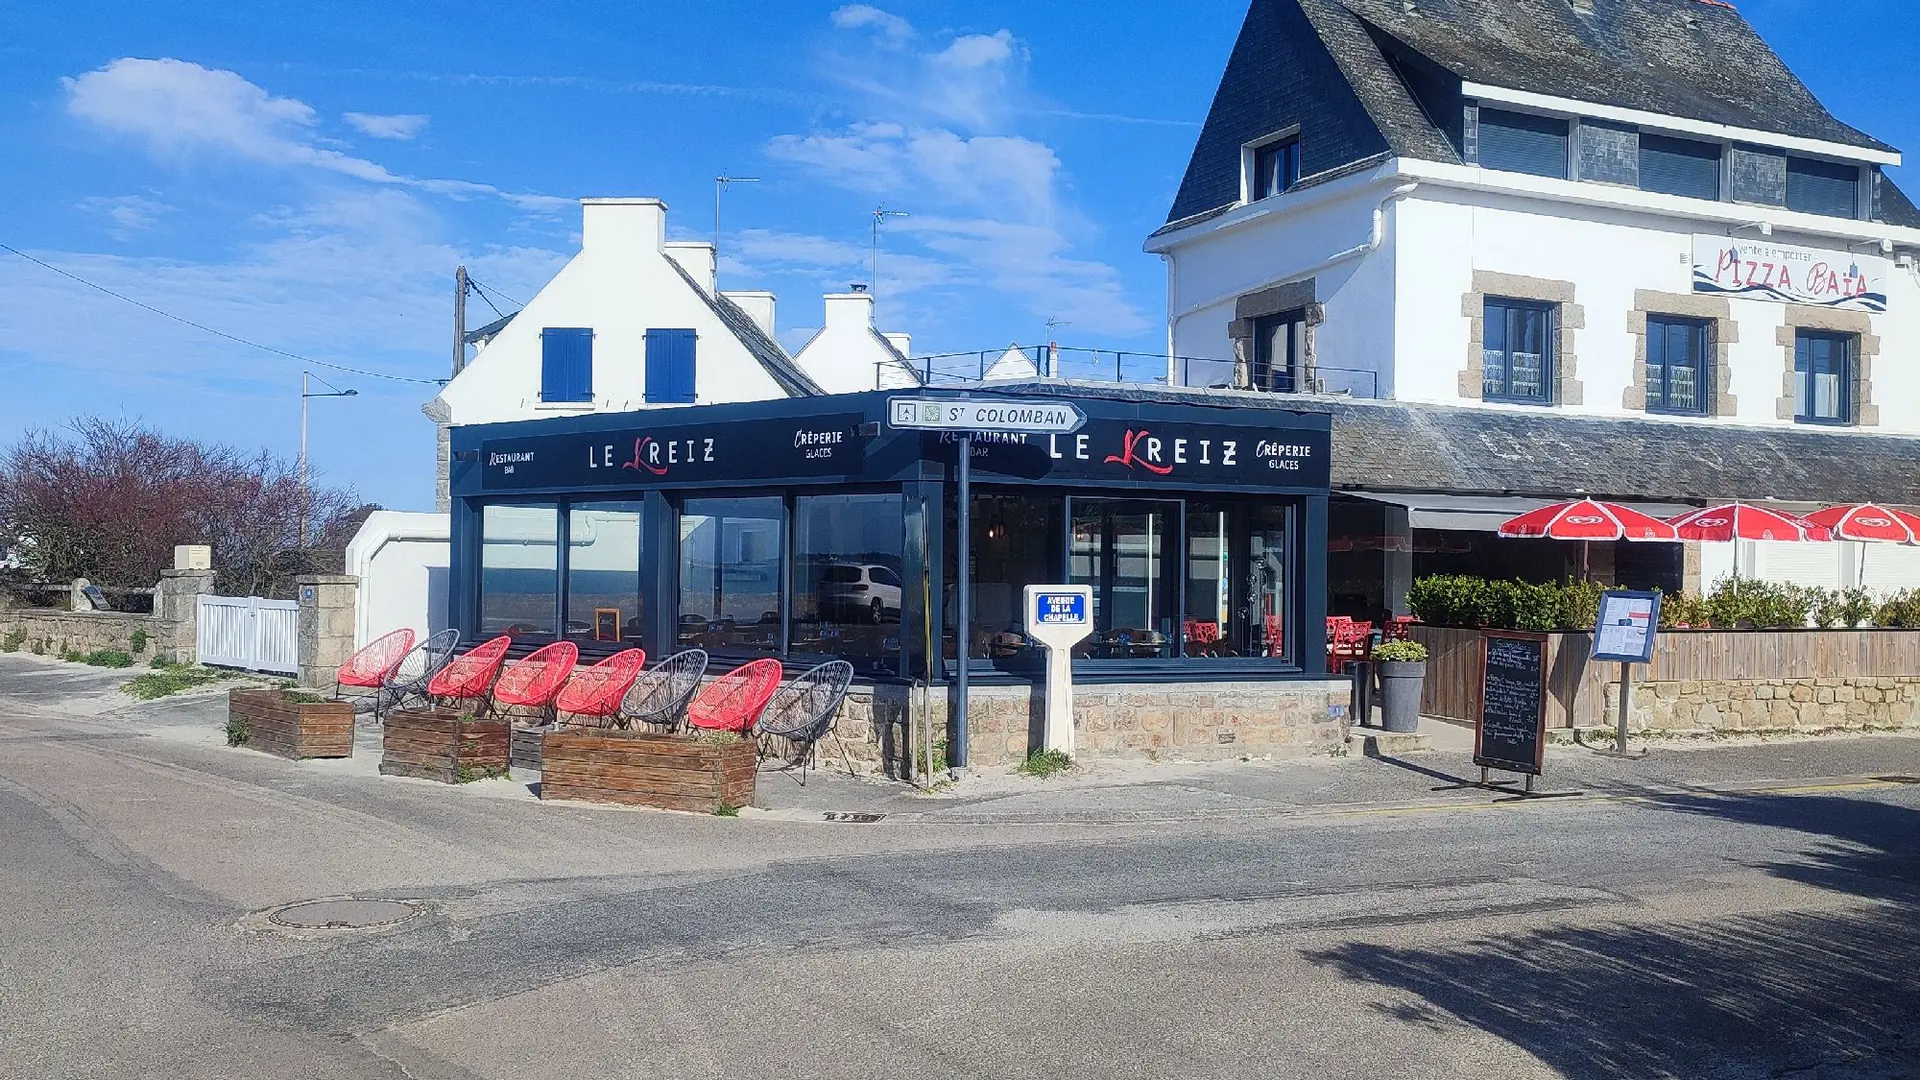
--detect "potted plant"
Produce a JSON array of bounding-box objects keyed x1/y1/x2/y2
[{"x1": 1371, "y1": 639, "x2": 1429, "y2": 734}]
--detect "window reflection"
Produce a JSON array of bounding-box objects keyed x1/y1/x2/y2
[
  {"x1": 566, "y1": 502, "x2": 644, "y2": 647},
  {"x1": 1250, "y1": 504, "x2": 1288, "y2": 660},
  {"x1": 1185, "y1": 506, "x2": 1232, "y2": 656},
  {"x1": 1070, "y1": 499, "x2": 1177, "y2": 659},
  {"x1": 792, "y1": 494, "x2": 904, "y2": 674},
  {"x1": 479, "y1": 504, "x2": 558, "y2": 636},
  {"x1": 678, "y1": 497, "x2": 784, "y2": 654},
  {"x1": 948, "y1": 493, "x2": 1058, "y2": 660}
]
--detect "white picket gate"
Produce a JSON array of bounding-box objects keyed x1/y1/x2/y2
[{"x1": 197, "y1": 595, "x2": 300, "y2": 675}]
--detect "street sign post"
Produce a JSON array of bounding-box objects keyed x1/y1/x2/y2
[
  {"x1": 1023, "y1": 585, "x2": 1094, "y2": 756},
  {"x1": 886, "y1": 397, "x2": 1089, "y2": 771}
]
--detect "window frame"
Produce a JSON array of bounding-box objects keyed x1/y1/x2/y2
[
  {"x1": 1638, "y1": 132, "x2": 1723, "y2": 201},
  {"x1": 476, "y1": 501, "x2": 563, "y2": 640},
  {"x1": 1481, "y1": 297, "x2": 1558, "y2": 406},
  {"x1": 539, "y1": 327, "x2": 594, "y2": 404},
  {"x1": 1251, "y1": 139, "x2": 1301, "y2": 201},
  {"x1": 1786, "y1": 155, "x2": 1862, "y2": 219},
  {"x1": 1794, "y1": 329, "x2": 1855, "y2": 426},
  {"x1": 1644, "y1": 314, "x2": 1712, "y2": 416},
  {"x1": 1250, "y1": 310, "x2": 1305, "y2": 393}
]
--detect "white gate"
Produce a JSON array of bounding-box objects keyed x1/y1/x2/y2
[{"x1": 197, "y1": 595, "x2": 300, "y2": 674}]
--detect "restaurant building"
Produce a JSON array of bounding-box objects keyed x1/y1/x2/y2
[
  {"x1": 1148, "y1": 0, "x2": 1920, "y2": 611},
  {"x1": 447, "y1": 387, "x2": 1350, "y2": 771}
]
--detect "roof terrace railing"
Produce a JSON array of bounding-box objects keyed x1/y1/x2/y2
[{"x1": 875, "y1": 344, "x2": 1381, "y2": 400}]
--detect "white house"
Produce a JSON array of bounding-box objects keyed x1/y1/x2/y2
[
  {"x1": 360, "y1": 196, "x2": 918, "y2": 648},
  {"x1": 1146, "y1": 0, "x2": 1920, "y2": 608},
  {"x1": 791, "y1": 286, "x2": 921, "y2": 393}
]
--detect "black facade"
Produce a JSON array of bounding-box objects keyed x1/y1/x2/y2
[{"x1": 449, "y1": 390, "x2": 1334, "y2": 683}]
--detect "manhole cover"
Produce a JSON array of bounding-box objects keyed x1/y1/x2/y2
[{"x1": 268, "y1": 899, "x2": 420, "y2": 930}]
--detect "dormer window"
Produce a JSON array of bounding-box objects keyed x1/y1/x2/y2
[{"x1": 1249, "y1": 136, "x2": 1301, "y2": 201}]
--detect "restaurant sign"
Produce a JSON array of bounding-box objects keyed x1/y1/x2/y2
[
  {"x1": 479, "y1": 412, "x2": 866, "y2": 490},
  {"x1": 930, "y1": 416, "x2": 1331, "y2": 489},
  {"x1": 1692, "y1": 234, "x2": 1887, "y2": 312}
]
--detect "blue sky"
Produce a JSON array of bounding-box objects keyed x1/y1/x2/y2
[{"x1": 1, "y1": 0, "x2": 1913, "y2": 511}]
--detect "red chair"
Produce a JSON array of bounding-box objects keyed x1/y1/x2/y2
[
  {"x1": 1263, "y1": 614, "x2": 1284, "y2": 658},
  {"x1": 489, "y1": 641, "x2": 579, "y2": 722},
  {"x1": 335, "y1": 628, "x2": 414, "y2": 703},
  {"x1": 1183, "y1": 619, "x2": 1221, "y2": 656},
  {"x1": 554, "y1": 648, "x2": 646, "y2": 728},
  {"x1": 425, "y1": 636, "x2": 512, "y2": 711},
  {"x1": 1383, "y1": 615, "x2": 1418, "y2": 643},
  {"x1": 1327, "y1": 619, "x2": 1373, "y2": 673},
  {"x1": 686, "y1": 658, "x2": 784, "y2": 734}
]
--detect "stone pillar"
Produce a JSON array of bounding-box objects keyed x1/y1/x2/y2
[
  {"x1": 155, "y1": 568, "x2": 217, "y2": 664},
  {"x1": 422, "y1": 398, "x2": 453, "y2": 513},
  {"x1": 297, "y1": 574, "x2": 359, "y2": 689}
]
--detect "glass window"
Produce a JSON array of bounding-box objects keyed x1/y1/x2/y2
[
  {"x1": 1251, "y1": 311, "x2": 1303, "y2": 393},
  {"x1": 1478, "y1": 109, "x2": 1568, "y2": 179},
  {"x1": 1185, "y1": 505, "x2": 1233, "y2": 656},
  {"x1": 1795, "y1": 330, "x2": 1853, "y2": 424},
  {"x1": 1639, "y1": 133, "x2": 1722, "y2": 200},
  {"x1": 1252, "y1": 138, "x2": 1300, "y2": 200},
  {"x1": 1786, "y1": 156, "x2": 1860, "y2": 218},
  {"x1": 1483, "y1": 298, "x2": 1555, "y2": 404},
  {"x1": 951, "y1": 493, "x2": 1060, "y2": 661},
  {"x1": 566, "y1": 502, "x2": 644, "y2": 647},
  {"x1": 1071, "y1": 499, "x2": 1178, "y2": 660},
  {"x1": 792, "y1": 494, "x2": 904, "y2": 674},
  {"x1": 479, "y1": 504, "x2": 559, "y2": 636},
  {"x1": 1249, "y1": 504, "x2": 1289, "y2": 661},
  {"x1": 677, "y1": 496, "x2": 784, "y2": 654},
  {"x1": 1646, "y1": 316, "x2": 1709, "y2": 414}
]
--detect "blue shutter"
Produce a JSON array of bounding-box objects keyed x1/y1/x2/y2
[
  {"x1": 646, "y1": 328, "x2": 697, "y2": 404},
  {"x1": 541, "y1": 328, "x2": 592, "y2": 403},
  {"x1": 1639, "y1": 133, "x2": 1721, "y2": 200},
  {"x1": 1787, "y1": 157, "x2": 1859, "y2": 218},
  {"x1": 1478, "y1": 108, "x2": 1568, "y2": 179}
]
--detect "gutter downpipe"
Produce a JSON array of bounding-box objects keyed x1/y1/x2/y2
[
  {"x1": 1162, "y1": 253, "x2": 1178, "y2": 383},
  {"x1": 1168, "y1": 182, "x2": 1420, "y2": 327}
]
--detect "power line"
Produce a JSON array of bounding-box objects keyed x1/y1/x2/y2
[
  {"x1": 0, "y1": 242, "x2": 445, "y2": 386},
  {"x1": 468, "y1": 278, "x2": 523, "y2": 309}
]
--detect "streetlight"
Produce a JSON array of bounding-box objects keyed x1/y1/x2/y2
[{"x1": 300, "y1": 371, "x2": 358, "y2": 545}]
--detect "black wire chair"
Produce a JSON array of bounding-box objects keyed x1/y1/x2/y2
[
  {"x1": 755, "y1": 660, "x2": 855, "y2": 784},
  {"x1": 365, "y1": 628, "x2": 461, "y2": 719},
  {"x1": 618, "y1": 649, "x2": 709, "y2": 731}
]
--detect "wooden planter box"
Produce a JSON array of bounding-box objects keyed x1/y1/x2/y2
[
  {"x1": 227, "y1": 687, "x2": 354, "y2": 759},
  {"x1": 380, "y1": 708, "x2": 511, "y2": 784},
  {"x1": 541, "y1": 730, "x2": 755, "y2": 812}
]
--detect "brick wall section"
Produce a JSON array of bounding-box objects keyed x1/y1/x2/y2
[
  {"x1": 1607, "y1": 677, "x2": 1920, "y2": 732},
  {"x1": 1166, "y1": 0, "x2": 1391, "y2": 222},
  {"x1": 813, "y1": 679, "x2": 1352, "y2": 778}
]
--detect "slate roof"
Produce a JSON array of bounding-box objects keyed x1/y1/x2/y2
[
  {"x1": 1324, "y1": 0, "x2": 1892, "y2": 153},
  {"x1": 665, "y1": 259, "x2": 823, "y2": 397},
  {"x1": 1167, "y1": 0, "x2": 1900, "y2": 223},
  {"x1": 983, "y1": 380, "x2": 1920, "y2": 506}
]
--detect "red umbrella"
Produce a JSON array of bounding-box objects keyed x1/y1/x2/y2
[
  {"x1": 1498, "y1": 499, "x2": 1680, "y2": 542},
  {"x1": 1805, "y1": 503, "x2": 1920, "y2": 544},
  {"x1": 1499, "y1": 499, "x2": 1678, "y2": 581},
  {"x1": 1668, "y1": 503, "x2": 1832, "y2": 543}
]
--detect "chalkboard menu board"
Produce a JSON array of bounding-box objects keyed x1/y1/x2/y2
[{"x1": 1476, "y1": 632, "x2": 1548, "y2": 777}]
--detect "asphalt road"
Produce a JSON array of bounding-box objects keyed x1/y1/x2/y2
[{"x1": 4, "y1": 655, "x2": 1919, "y2": 1079}]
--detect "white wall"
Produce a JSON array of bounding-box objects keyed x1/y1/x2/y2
[
  {"x1": 346, "y1": 511, "x2": 451, "y2": 649},
  {"x1": 437, "y1": 199, "x2": 789, "y2": 426},
  {"x1": 793, "y1": 292, "x2": 920, "y2": 393}
]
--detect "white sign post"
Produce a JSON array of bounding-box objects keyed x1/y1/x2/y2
[{"x1": 1023, "y1": 584, "x2": 1094, "y2": 756}]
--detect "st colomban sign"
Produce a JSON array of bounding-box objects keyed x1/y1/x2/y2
[{"x1": 888, "y1": 397, "x2": 1087, "y2": 435}]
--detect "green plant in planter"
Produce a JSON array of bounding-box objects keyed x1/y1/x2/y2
[
  {"x1": 1876, "y1": 589, "x2": 1920, "y2": 629},
  {"x1": 1836, "y1": 587, "x2": 1876, "y2": 629},
  {"x1": 1371, "y1": 639, "x2": 1429, "y2": 663}
]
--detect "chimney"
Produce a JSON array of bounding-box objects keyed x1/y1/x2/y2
[
  {"x1": 664, "y1": 241, "x2": 716, "y2": 295},
  {"x1": 721, "y1": 291, "x2": 777, "y2": 338},
  {"x1": 882, "y1": 332, "x2": 911, "y2": 356},
  {"x1": 823, "y1": 288, "x2": 875, "y2": 331},
  {"x1": 581, "y1": 197, "x2": 666, "y2": 254}
]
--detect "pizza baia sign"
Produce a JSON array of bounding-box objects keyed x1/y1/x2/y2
[{"x1": 1692, "y1": 235, "x2": 1887, "y2": 312}]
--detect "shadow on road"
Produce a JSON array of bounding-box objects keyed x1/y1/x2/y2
[{"x1": 1308, "y1": 790, "x2": 1920, "y2": 1078}]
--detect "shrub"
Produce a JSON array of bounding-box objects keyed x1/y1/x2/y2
[
  {"x1": 83, "y1": 650, "x2": 134, "y2": 668},
  {"x1": 1660, "y1": 592, "x2": 1711, "y2": 628},
  {"x1": 128, "y1": 628, "x2": 149, "y2": 653},
  {"x1": 1877, "y1": 589, "x2": 1920, "y2": 629},
  {"x1": 1836, "y1": 587, "x2": 1876, "y2": 629},
  {"x1": 224, "y1": 716, "x2": 251, "y2": 747},
  {"x1": 1, "y1": 628, "x2": 24, "y2": 653},
  {"x1": 1017, "y1": 749, "x2": 1075, "y2": 778},
  {"x1": 1372, "y1": 639, "x2": 1429, "y2": 663},
  {"x1": 1407, "y1": 575, "x2": 1618, "y2": 631}
]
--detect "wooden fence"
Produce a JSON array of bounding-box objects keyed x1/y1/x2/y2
[{"x1": 1409, "y1": 626, "x2": 1920, "y2": 729}]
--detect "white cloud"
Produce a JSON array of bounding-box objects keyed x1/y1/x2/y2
[
  {"x1": 75, "y1": 194, "x2": 172, "y2": 238},
  {"x1": 344, "y1": 111, "x2": 429, "y2": 140},
  {"x1": 63, "y1": 58, "x2": 559, "y2": 211},
  {"x1": 830, "y1": 4, "x2": 915, "y2": 47}
]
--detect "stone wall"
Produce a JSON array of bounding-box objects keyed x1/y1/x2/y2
[
  {"x1": 1605, "y1": 677, "x2": 1920, "y2": 733},
  {"x1": 0, "y1": 609, "x2": 164, "y2": 663},
  {"x1": 810, "y1": 678, "x2": 1352, "y2": 778}
]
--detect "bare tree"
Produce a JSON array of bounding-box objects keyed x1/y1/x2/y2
[{"x1": 0, "y1": 418, "x2": 372, "y2": 599}]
